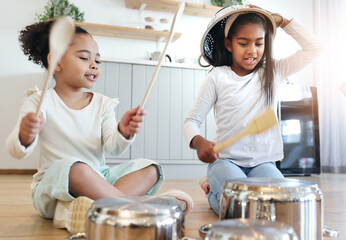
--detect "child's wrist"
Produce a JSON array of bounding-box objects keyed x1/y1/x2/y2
[
  {"x1": 122, "y1": 133, "x2": 131, "y2": 139},
  {"x1": 191, "y1": 135, "x2": 203, "y2": 149},
  {"x1": 19, "y1": 134, "x2": 34, "y2": 148},
  {"x1": 118, "y1": 124, "x2": 130, "y2": 139}
]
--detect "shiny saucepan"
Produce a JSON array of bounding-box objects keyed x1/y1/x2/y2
[
  {"x1": 219, "y1": 177, "x2": 338, "y2": 240},
  {"x1": 67, "y1": 195, "x2": 296, "y2": 240},
  {"x1": 68, "y1": 196, "x2": 185, "y2": 240},
  {"x1": 199, "y1": 218, "x2": 298, "y2": 239}
]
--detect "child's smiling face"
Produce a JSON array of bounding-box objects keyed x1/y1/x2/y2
[
  {"x1": 54, "y1": 33, "x2": 101, "y2": 90},
  {"x1": 225, "y1": 23, "x2": 265, "y2": 76}
]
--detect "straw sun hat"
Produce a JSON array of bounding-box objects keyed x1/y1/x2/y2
[{"x1": 199, "y1": 5, "x2": 276, "y2": 67}]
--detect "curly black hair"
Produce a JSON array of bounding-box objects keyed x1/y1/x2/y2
[{"x1": 19, "y1": 20, "x2": 90, "y2": 69}]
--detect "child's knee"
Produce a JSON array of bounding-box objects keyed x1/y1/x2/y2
[
  {"x1": 147, "y1": 164, "x2": 160, "y2": 183},
  {"x1": 70, "y1": 162, "x2": 91, "y2": 175},
  {"x1": 69, "y1": 162, "x2": 98, "y2": 187}
]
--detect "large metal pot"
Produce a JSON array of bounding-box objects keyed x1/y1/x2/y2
[
  {"x1": 219, "y1": 178, "x2": 338, "y2": 240},
  {"x1": 200, "y1": 219, "x2": 298, "y2": 240},
  {"x1": 82, "y1": 196, "x2": 184, "y2": 240}
]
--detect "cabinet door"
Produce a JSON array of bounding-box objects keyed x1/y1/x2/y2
[
  {"x1": 131, "y1": 64, "x2": 147, "y2": 159},
  {"x1": 157, "y1": 67, "x2": 171, "y2": 160},
  {"x1": 101, "y1": 62, "x2": 132, "y2": 159},
  {"x1": 181, "y1": 69, "x2": 197, "y2": 160},
  {"x1": 169, "y1": 68, "x2": 183, "y2": 160},
  {"x1": 131, "y1": 65, "x2": 209, "y2": 161},
  {"x1": 131, "y1": 64, "x2": 166, "y2": 160},
  {"x1": 102, "y1": 62, "x2": 210, "y2": 163}
]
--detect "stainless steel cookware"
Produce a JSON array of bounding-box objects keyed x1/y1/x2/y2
[
  {"x1": 219, "y1": 177, "x2": 338, "y2": 240},
  {"x1": 85, "y1": 196, "x2": 184, "y2": 240},
  {"x1": 200, "y1": 219, "x2": 298, "y2": 240}
]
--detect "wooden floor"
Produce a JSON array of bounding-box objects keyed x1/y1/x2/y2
[{"x1": 0, "y1": 173, "x2": 345, "y2": 239}]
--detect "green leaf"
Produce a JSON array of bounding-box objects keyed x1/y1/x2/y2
[{"x1": 35, "y1": 0, "x2": 85, "y2": 22}]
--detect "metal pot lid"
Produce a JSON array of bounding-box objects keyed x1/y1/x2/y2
[
  {"x1": 223, "y1": 178, "x2": 322, "y2": 202},
  {"x1": 224, "y1": 177, "x2": 318, "y2": 188},
  {"x1": 200, "y1": 5, "x2": 276, "y2": 66},
  {"x1": 87, "y1": 196, "x2": 182, "y2": 226},
  {"x1": 205, "y1": 219, "x2": 298, "y2": 240}
]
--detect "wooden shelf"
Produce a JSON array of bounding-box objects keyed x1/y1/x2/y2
[
  {"x1": 125, "y1": 0, "x2": 221, "y2": 18},
  {"x1": 75, "y1": 22, "x2": 182, "y2": 42},
  {"x1": 74, "y1": 0, "x2": 220, "y2": 42}
]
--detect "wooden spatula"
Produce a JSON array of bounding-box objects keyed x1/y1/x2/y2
[{"x1": 213, "y1": 108, "x2": 278, "y2": 154}]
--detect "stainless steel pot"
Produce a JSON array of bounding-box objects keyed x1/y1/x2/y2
[
  {"x1": 200, "y1": 219, "x2": 298, "y2": 240},
  {"x1": 219, "y1": 178, "x2": 338, "y2": 240},
  {"x1": 81, "y1": 196, "x2": 184, "y2": 240}
]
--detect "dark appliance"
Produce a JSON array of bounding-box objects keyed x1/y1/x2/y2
[{"x1": 276, "y1": 85, "x2": 321, "y2": 176}]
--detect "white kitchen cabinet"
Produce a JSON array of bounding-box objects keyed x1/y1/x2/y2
[
  {"x1": 94, "y1": 62, "x2": 133, "y2": 159},
  {"x1": 97, "y1": 61, "x2": 214, "y2": 166}
]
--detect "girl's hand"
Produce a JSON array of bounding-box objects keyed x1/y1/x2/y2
[
  {"x1": 192, "y1": 135, "x2": 220, "y2": 163},
  {"x1": 271, "y1": 13, "x2": 285, "y2": 28},
  {"x1": 247, "y1": 4, "x2": 288, "y2": 28},
  {"x1": 201, "y1": 179, "x2": 211, "y2": 195},
  {"x1": 19, "y1": 112, "x2": 45, "y2": 147},
  {"x1": 118, "y1": 106, "x2": 146, "y2": 139}
]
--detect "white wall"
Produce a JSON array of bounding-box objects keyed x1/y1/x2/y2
[{"x1": 0, "y1": 0, "x2": 314, "y2": 174}]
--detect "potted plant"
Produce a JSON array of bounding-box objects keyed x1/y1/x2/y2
[
  {"x1": 210, "y1": 0, "x2": 245, "y2": 7},
  {"x1": 35, "y1": 0, "x2": 85, "y2": 22}
]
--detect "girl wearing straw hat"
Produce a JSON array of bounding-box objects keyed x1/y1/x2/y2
[{"x1": 183, "y1": 5, "x2": 323, "y2": 215}]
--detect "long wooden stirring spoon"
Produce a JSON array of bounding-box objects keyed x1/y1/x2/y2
[
  {"x1": 139, "y1": 2, "x2": 185, "y2": 110},
  {"x1": 35, "y1": 17, "x2": 75, "y2": 116}
]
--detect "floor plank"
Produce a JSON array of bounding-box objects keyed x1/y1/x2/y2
[{"x1": 0, "y1": 174, "x2": 345, "y2": 239}]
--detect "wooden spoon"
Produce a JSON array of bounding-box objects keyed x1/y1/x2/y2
[
  {"x1": 213, "y1": 108, "x2": 278, "y2": 154},
  {"x1": 35, "y1": 17, "x2": 75, "y2": 116},
  {"x1": 139, "y1": 2, "x2": 185, "y2": 109}
]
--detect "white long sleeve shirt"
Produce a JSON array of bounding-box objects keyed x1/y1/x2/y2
[
  {"x1": 5, "y1": 88, "x2": 134, "y2": 188},
  {"x1": 183, "y1": 20, "x2": 323, "y2": 167}
]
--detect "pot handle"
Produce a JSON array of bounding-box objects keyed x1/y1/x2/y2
[
  {"x1": 165, "y1": 54, "x2": 172, "y2": 62},
  {"x1": 323, "y1": 226, "x2": 339, "y2": 238},
  {"x1": 198, "y1": 55, "x2": 210, "y2": 67},
  {"x1": 199, "y1": 223, "x2": 213, "y2": 238},
  {"x1": 65, "y1": 232, "x2": 87, "y2": 240}
]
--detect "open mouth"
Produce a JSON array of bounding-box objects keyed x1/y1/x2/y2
[
  {"x1": 85, "y1": 74, "x2": 97, "y2": 81},
  {"x1": 244, "y1": 58, "x2": 257, "y2": 64}
]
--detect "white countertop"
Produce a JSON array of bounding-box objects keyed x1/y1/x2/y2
[{"x1": 101, "y1": 57, "x2": 211, "y2": 70}]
